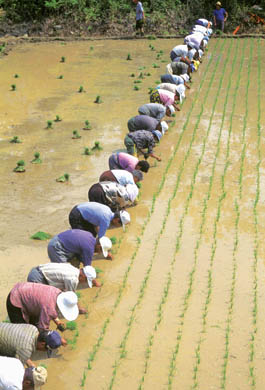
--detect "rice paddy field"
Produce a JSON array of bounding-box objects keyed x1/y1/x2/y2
[{"x1": 0, "y1": 37, "x2": 265, "y2": 389}]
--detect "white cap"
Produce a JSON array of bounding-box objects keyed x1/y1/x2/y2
[
  {"x1": 180, "y1": 73, "x2": 190, "y2": 82},
  {"x1": 57, "y1": 291, "x2": 79, "y2": 321},
  {"x1": 126, "y1": 183, "x2": 139, "y2": 202},
  {"x1": 99, "y1": 236, "x2": 112, "y2": 257},
  {"x1": 33, "y1": 366, "x2": 48, "y2": 390},
  {"x1": 120, "y1": 210, "x2": 131, "y2": 231},
  {"x1": 161, "y1": 121, "x2": 168, "y2": 134},
  {"x1": 176, "y1": 84, "x2": 186, "y2": 104},
  {"x1": 168, "y1": 105, "x2": 175, "y2": 114},
  {"x1": 82, "y1": 265, "x2": 97, "y2": 288}
]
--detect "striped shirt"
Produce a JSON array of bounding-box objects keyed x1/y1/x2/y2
[
  {"x1": 39, "y1": 263, "x2": 80, "y2": 291},
  {"x1": 0, "y1": 323, "x2": 38, "y2": 364}
]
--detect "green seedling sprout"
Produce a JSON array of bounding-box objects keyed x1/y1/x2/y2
[
  {"x1": 57, "y1": 75, "x2": 64, "y2": 79},
  {"x1": 152, "y1": 63, "x2": 160, "y2": 68},
  {"x1": 130, "y1": 73, "x2": 135, "y2": 77},
  {"x1": 136, "y1": 182, "x2": 142, "y2": 189},
  {"x1": 90, "y1": 46, "x2": 94, "y2": 50},
  {"x1": 138, "y1": 72, "x2": 144, "y2": 79},
  {"x1": 60, "y1": 56, "x2": 65, "y2": 62},
  {"x1": 56, "y1": 173, "x2": 70, "y2": 183},
  {"x1": 92, "y1": 141, "x2": 103, "y2": 151},
  {"x1": 155, "y1": 80, "x2": 160, "y2": 84},
  {"x1": 10, "y1": 136, "x2": 22, "y2": 143},
  {"x1": 94, "y1": 95, "x2": 103, "y2": 104},
  {"x1": 30, "y1": 231, "x2": 52, "y2": 240},
  {"x1": 134, "y1": 80, "x2": 142, "y2": 84},
  {"x1": 66, "y1": 321, "x2": 77, "y2": 331},
  {"x1": 54, "y1": 115, "x2": 62, "y2": 122},
  {"x1": 11, "y1": 84, "x2": 16, "y2": 91},
  {"x1": 72, "y1": 130, "x2": 81, "y2": 139},
  {"x1": 95, "y1": 267, "x2": 103, "y2": 274},
  {"x1": 134, "y1": 85, "x2": 140, "y2": 91},
  {"x1": 83, "y1": 120, "x2": 92, "y2": 130},
  {"x1": 14, "y1": 74, "x2": 19, "y2": 78},
  {"x1": 46, "y1": 120, "x2": 53, "y2": 129},
  {"x1": 83, "y1": 147, "x2": 92, "y2": 155},
  {"x1": 14, "y1": 160, "x2": 25, "y2": 172},
  {"x1": 126, "y1": 53, "x2": 132, "y2": 60},
  {"x1": 147, "y1": 35, "x2": 156, "y2": 40},
  {"x1": 148, "y1": 87, "x2": 154, "y2": 94},
  {"x1": 110, "y1": 236, "x2": 117, "y2": 245},
  {"x1": 31, "y1": 152, "x2": 42, "y2": 164},
  {"x1": 78, "y1": 85, "x2": 85, "y2": 93}
]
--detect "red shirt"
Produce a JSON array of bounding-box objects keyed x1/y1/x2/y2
[{"x1": 10, "y1": 282, "x2": 61, "y2": 330}]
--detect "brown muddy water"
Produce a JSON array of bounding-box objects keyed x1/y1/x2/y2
[{"x1": 0, "y1": 38, "x2": 265, "y2": 390}]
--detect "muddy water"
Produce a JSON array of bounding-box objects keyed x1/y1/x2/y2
[{"x1": 1, "y1": 38, "x2": 265, "y2": 390}]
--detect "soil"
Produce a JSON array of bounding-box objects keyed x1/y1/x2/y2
[{"x1": 0, "y1": 37, "x2": 265, "y2": 390}]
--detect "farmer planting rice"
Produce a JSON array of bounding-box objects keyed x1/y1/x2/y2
[
  {"x1": 160, "y1": 73, "x2": 190, "y2": 89},
  {"x1": 0, "y1": 323, "x2": 66, "y2": 366},
  {"x1": 27, "y1": 263, "x2": 101, "y2": 289},
  {"x1": 149, "y1": 89, "x2": 181, "y2": 111},
  {"x1": 88, "y1": 181, "x2": 139, "y2": 211},
  {"x1": 127, "y1": 114, "x2": 167, "y2": 133},
  {"x1": 195, "y1": 18, "x2": 212, "y2": 28},
  {"x1": 6, "y1": 283, "x2": 79, "y2": 331},
  {"x1": 167, "y1": 61, "x2": 195, "y2": 77},
  {"x1": 69, "y1": 202, "x2": 130, "y2": 236},
  {"x1": 0, "y1": 357, "x2": 47, "y2": 390},
  {"x1": 47, "y1": 229, "x2": 113, "y2": 264},
  {"x1": 170, "y1": 42, "x2": 196, "y2": 62},
  {"x1": 108, "y1": 152, "x2": 150, "y2": 173},
  {"x1": 99, "y1": 169, "x2": 143, "y2": 185},
  {"x1": 155, "y1": 83, "x2": 186, "y2": 103},
  {"x1": 124, "y1": 129, "x2": 162, "y2": 161},
  {"x1": 138, "y1": 102, "x2": 175, "y2": 119}
]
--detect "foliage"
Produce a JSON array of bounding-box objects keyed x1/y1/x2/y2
[
  {"x1": 31, "y1": 231, "x2": 52, "y2": 240},
  {"x1": 31, "y1": 151, "x2": 42, "y2": 164},
  {"x1": 56, "y1": 173, "x2": 70, "y2": 182},
  {"x1": 10, "y1": 136, "x2": 22, "y2": 143},
  {"x1": 13, "y1": 160, "x2": 25, "y2": 172},
  {"x1": 92, "y1": 141, "x2": 103, "y2": 151}
]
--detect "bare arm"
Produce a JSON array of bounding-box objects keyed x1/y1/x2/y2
[
  {"x1": 26, "y1": 359, "x2": 35, "y2": 368},
  {"x1": 224, "y1": 11, "x2": 228, "y2": 21}
]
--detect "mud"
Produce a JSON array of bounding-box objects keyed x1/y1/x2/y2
[{"x1": 0, "y1": 38, "x2": 265, "y2": 389}]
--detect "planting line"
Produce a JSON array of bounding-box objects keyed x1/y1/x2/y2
[
  {"x1": 166, "y1": 38, "x2": 234, "y2": 390},
  {"x1": 248, "y1": 38, "x2": 261, "y2": 390},
  {"x1": 104, "y1": 39, "x2": 227, "y2": 390},
  {"x1": 135, "y1": 39, "x2": 233, "y2": 390},
  {"x1": 188, "y1": 39, "x2": 247, "y2": 390},
  {"x1": 79, "y1": 40, "x2": 221, "y2": 388}
]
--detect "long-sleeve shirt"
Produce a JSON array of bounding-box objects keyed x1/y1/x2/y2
[
  {"x1": 10, "y1": 283, "x2": 61, "y2": 330},
  {"x1": 77, "y1": 202, "x2": 114, "y2": 238},
  {"x1": 161, "y1": 74, "x2": 184, "y2": 85},
  {"x1": 128, "y1": 130, "x2": 156, "y2": 154},
  {"x1": 116, "y1": 152, "x2": 139, "y2": 172},
  {"x1": 138, "y1": 103, "x2": 166, "y2": 120},
  {"x1": 158, "y1": 90, "x2": 175, "y2": 106},
  {"x1": 127, "y1": 115, "x2": 159, "y2": 132},
  {"x1": 39, "y1": 263, "x2": 80, "y2": 291},
  {"x1": 0, "y1": 323, "x2": 38, "y2": 364},
  {"x1": 100, "y1": 181, "x2": 132, "y2": 210},
  {"x1": 111, "y1": 170, "x2": 135, "y2": 186},
  {"x1": 58, "y1": 229, "x2": 96, "y2": 266},
  {"x1": 171, "y1": 44, "x2": 188, "y2": 58},
  {"x1": 0, "y1": 356, "x2": 25, "y2": 390}
]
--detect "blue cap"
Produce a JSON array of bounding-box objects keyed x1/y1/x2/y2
[
  {"x1": 152, "y1": 130, "x2": 162, "y2": 142},
  {"x1": 45, "y1": 331, "x2": 62, "y2": 357}
]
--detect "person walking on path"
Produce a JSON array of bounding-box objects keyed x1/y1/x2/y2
[
  {"x1": 6, "y1": 283, "x2": 79, "y2": 331},
  {"x1": 0, "y1": 323, "x2": 65, "y2": 367},
  {"x1": 138, "y1": 103, "x2": 175, "y2": 119},
  {"x1": 69, "y1": 202, "x2": 130, "y2": 237},
  {"x1": 124, "y1": 130, "x2": 162, "y2": 161},
  {"x1": 108, "y1": 152, "x2": 150, "y2": 173},
  {"x1": 0, "y1": 356, "x2": 47, "y2": 390},
  {"x1": 27, "y1": 263, "x2": 101, "y2": 290},
  {"x1": 133, "y1": 0, "x2": 145, "y2": 36},
  {"x1": 213, "y1": 1, "x2": 228, "y2": 31}
]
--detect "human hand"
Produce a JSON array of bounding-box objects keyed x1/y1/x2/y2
[
  {"x1": 57, "y1": 323, "x2": 66, "y2": 332},
  {"x1": 106, "y1": 252, "x2": 113, "y2": 260},
  {"x1": 79, "y1": 307, "x2": 87, "y2": 315}
]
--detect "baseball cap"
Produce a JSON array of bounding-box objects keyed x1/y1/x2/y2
[
  {"x1": 44, "y1": 331, "x2": 62, "y2": 357},
  {"x1": 82, "y1": 265, "x2": 97, "y2": 288}
]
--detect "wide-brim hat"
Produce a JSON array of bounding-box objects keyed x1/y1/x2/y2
[
  {"x1": 99, "y1": 236, "x2": 112, "y2": 257},
  {"x1": 168, "y1": 105, "x2": 175, "y2": 114},
  {"x1": 83, "y1": 265, "x2": 97, "y2": 288},
  {"x1": 161, "y1": 121, "x2": 168, "y2": 134},
  {"x1": 120, "y1": 210, "x2": 131, "y2": 231},
  {"x1": 57, "y1": 291, "x2": 79, "y2": 321},
  {"x1": 176, "y1": 84, "x2": 186, "y2": 104},
  {"x1": 126, "y1": 184, "x2": 139, "y2": 202},
  {"x1": 216, "y1": 1, "x2": 221, "y2": 5},
  {"x1": 180, "y1": 73, "x2": 190, "y2": 82},
  {"x1": 33, "y1": 366, "x2": 48, "y2": 390}
]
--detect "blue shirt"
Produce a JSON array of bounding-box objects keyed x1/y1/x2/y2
[
  {"x1": 213, "y1": 8, "x2": 226, "y2": 21},
  {"x1": 136, "y1": 1, "x2": 144, "y2": 21},
  {"x1": 58, "y1": 229, "x2": 96, "y2": 266},
  {"x1": 111, "y1": 170, "x2": 135, "y2": 186},
  {"x1": 77, "y1": 202, "x2": 114, "y2": 239}
]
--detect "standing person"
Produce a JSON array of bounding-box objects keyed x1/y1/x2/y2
[
  {"x1": 213, "y1": 1, "x2": 228, "y2": 31},
  {"x1": 138, "y1": 102, "x2": 175, "y2": 119},
  {"x1": 6, "y1": 283, "x2": 79, "y2": 331},
  {"x1": 133, "y1": 0, "x2": 145, "y2": 36},
  {"x1": 108, "y1": 152, "x2": 150, "y2": 173},
  {"x1": 124, "y1": 130, "x2": 162, "y2": 161},
  {"x1": 0, "y1": 356, "x2": 47, "y2": 390},
  {"x1": 0, "y1": 323, "x2": 65, "y2": 367}
]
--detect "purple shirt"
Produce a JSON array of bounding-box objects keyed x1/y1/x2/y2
[
  {"x1": 117, "y1": 152, "x2": 138, "y2": 172},
  {"x1": 127, "y1": 115, "x2": 159, "y2": 132},
  {"x1": 213, "y1": 8, "x2": 226, "y2": 21},
  {"x1": 10, "y1": 283, "x2": 60, "y2": 330},
  {"x1": 58, "y1": 229, "x2": 96, "y2": 266}
]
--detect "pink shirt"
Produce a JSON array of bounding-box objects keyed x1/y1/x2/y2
[
  {"x1": 10, "y1": 282, "x2": 61, "y2": 330},
  {"x1": 118, "y1": 152, "x2": 138, "y2": 173},
  {"x1": 158, "y1": 89, "x2": 175, "y2": 106}
]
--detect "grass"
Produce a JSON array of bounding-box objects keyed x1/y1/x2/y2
[
  {"x1": 72, "y1": 130, "x2": 81, "y2": 139},
  {"x1": 92, "y1": 141, "x2": 103, "y2": 151},
  {"x1": 31, "y1": 152, "x2": 42, "y2": 164},
  {"x1": 10, "y1": 136, "x2": 22, "y2": 143},
  {"x1": 94, "y1": 95, "x2": 103, "y2": 104},
  {"x1": 13, "y1": 160, "x2": 25, "y2": 172},
  {"x1": 46, "y1": 120, "x2": 53, "y2": 129},
  {"x1": 66, "y1": 321, "x2": 77, "y2": 331},
  {"x1": 83, "y1": 120, "x2": 92, "y2": 130},
  {"x1": 56, "y1": 173, "x2": 70, "y2": 182},
  {"x1": 83, "y1": 147, "x2": 92, "y2": 155}
]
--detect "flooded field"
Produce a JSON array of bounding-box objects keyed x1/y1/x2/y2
[{"x1": 0, "y1": 37, "x2": 265, "y2": 389}]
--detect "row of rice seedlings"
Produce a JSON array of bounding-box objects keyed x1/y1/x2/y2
[
  {"x1": 189, "y1": 39, "x2": 243, "y2": 389},
  {"x1": 249, "y1": 38, "x2": 262, "y2": 390},
  {"x1": 238, "y1": 39, "x2": 253, "y2": 200},
  {"x1": 78, "y1": 39, "x2": 221, "y2": 389}
]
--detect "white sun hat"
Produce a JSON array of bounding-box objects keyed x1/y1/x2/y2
[
  {"x1": 168, "y1": 105, "x2": 175, "y2": 114},
  {"x1": 180, "y1": 73, "x2": 190, "y2": 82},
  {"x1": 99, "y1": 236, "x2": 112, "y2": 258},
  {"x1": 82, "y1": 265, "x2": 97, "y2": 288},
  {"x1": 176, "y1": 84, "x2": 186, "y2": 104},
  {"x1": 126, "y1": 183, "x2": 139, "y2": 202},
  {"x1": 120, "y1": 210, "x2": 131, "y2": 231},
  {"x1": 57, "y1": 291, "x2": 79, "y2": 321},
  {"x1": 161, "y1": 121, "x2": 169, "y2": 134}
]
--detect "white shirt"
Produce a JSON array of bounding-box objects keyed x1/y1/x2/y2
[
  {"x1": 171, "y1": 44, "x2": 188, "y2": 58},
  {"x1": 0, "y1": 357, "x2": 24, "y2": 390},
  {"x1": 157, "y1": 83, "x2": 178, "y2": 94},
  {"x1": 111, "y1": 170, "x2": 135, "y2": 186}
]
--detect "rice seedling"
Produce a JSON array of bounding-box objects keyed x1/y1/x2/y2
[
  {"x1": 90, "y1": 46, "x2": 94, "y2": 50},
  {"x1": 60, "y1": 56, "x2": 66, "y2": 62},
  {"x1": 31, "y1": 152, "x2": 42, "y2": 164},
  {"x1": 147, "y1": 35, "x2": 156, "y2": 40},
  {"x1": 126, "y1": 53, "x2": 132, "y2": 60},
  {"x1": 134, "y1": 80, "x2": 142, "y2": 84},
  {"x1": 155, "y1": 80, "x2": 160, "y2": 84},
  {"x1": 92, "y1": 141, "x2": 103, "y2": 151},
  {"x1": 13, "y1": 160, "x2": 25, "y2": 172},
  {"x1": 66, "y1": 321, "x2": 77, "y2": 331},
  {"x1": 10, "y1": 136, "x2": 22, "y2": 143},
  {"x1": 83, "y1": 147, "x2": 92, "y2": 155},
  {"x1": 14, "y1": 74, "x2": 19, "y2": 78},
  {"x1": 30, "y1": 231, "x2": 52, "y2": 240},
  {"x1": 138, "y1": 66, "x2": 146, "y2": 70},
  {"x1": 145, "y1": 72, "x2": 151, "y2": 76},
  {"x1": 57, "y1": 75, "x2": 64, "y2": 79},
  {"x1": 136, "y1": 182, "x2": 142, "y2": 189},
  {"x1": 46, "y1": 120, "x2": 53, "y2": 129},
  {"x1": 130, "y1": 73, "x2": 135, "y2": 77},
  {"x1": 54, "y1": 115, "x2": 62, "y2": 122},
  {"x1": 72, "y1": 130, "x2": 81, "y2": 139},
  {"x1": 78, "y1": 85, "x2": 85, "y2": 93},
  {"x1": 83, "y1": 120, "x2": 92, "y2": 130},
  {"x1": 138, "y1": 72, "x2": 144, "y2": 79},
  {"x1": 94, "y1": 95, "x2": 103, "y2": 104},
  {"x1": 11, "y1": 84, "x2": 16, "y2": 91},
  {"x1": 56, "y1": 173, "x2": 70, "y2": 182},
  {"x1": 134, "y1": 85, "x2": 140, "y2": 91},
  {"x1": 148, "y1": 87, "x2": 154, "y2": 95},
  {"x1": 110, "y1": 236, "x2": 117, "y2": 245}
]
